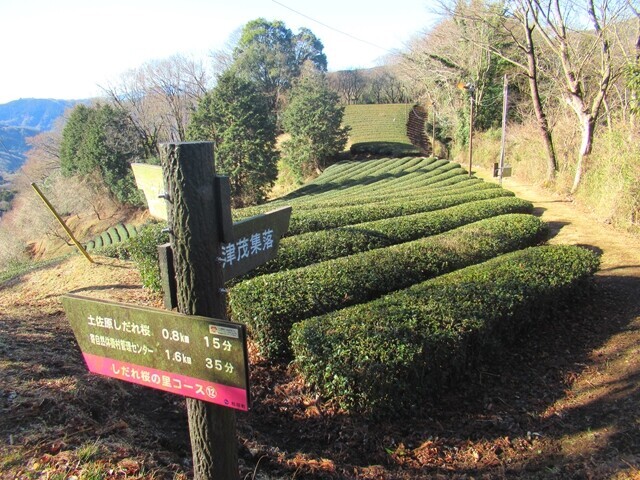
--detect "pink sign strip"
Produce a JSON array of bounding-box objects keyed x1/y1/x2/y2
[{"x1": 83, "y1": 353, "x2": 249, "y2": 411}]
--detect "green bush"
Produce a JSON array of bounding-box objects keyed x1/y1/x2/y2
[
  {"x1": 284, "y1": 187, "x2": 514, "y2": 236},
  {"x1": 342, "y1": 104, "x2": 415, "y2": 146},
  {"x1": 101, "y1": 231, "x2": 113, "y2": 246},
  {"x1": 235, "y1": 157, "x2": 447, "y2": 216},
  {"x1": 229, "y1": 213, "x2": 546, "y2": 359},
  {"x1": 288, "y1": 180, "x2": 495, "y2": 211},
  {"x1": 296, "y1": 162, "x2": 462, "y2": 206},
  {"x1": 116, "y1": 197, "x2": 530, "y2": 300},
  {"x1": 245, "y1": 196, "x2": 533, "y2": 277},
  {"x1": 290, "y1": 245, "x2": 600, "y2": 413},
  {"x1": 85, "y1": 223, "x2": 140, "y2": 252},
  {"x1": 125, "y1": 224, "x2": 139, "y2": 238},
  {"x1": 107, "y1": 226, "x2": 121, "y2": 242},
  {"x1": 127, "y1": 223, "x2": 169, "y2": 291}
]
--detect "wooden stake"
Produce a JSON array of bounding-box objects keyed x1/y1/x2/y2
[
  {"x1": 30, "y1": 182, "x2": 94, "y2": 263},
  {"x1": 160, "y1": 142, "x2": 239, "y2": 480}
]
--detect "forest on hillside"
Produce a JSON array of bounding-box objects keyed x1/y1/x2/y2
[{"x1": 0, "y1": 0, "x2": 639, "y2": 270}]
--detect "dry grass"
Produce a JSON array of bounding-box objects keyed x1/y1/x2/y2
[{"x1": 465, "y1": 117, "x2": 639, "y2": 232}]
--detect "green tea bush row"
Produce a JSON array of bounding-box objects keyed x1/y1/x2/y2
[
  {"x1": 233, "y1": 162, "x2": 460, "y2": 220},
  {"x1": 302, "y1": 158, "x2": 444, "y2": 200},
  {"x1": 355, "y1": 167, "x2": 476, "y2": 197},
  {"x1": 285, "y1": 157, "x2": 429, "y2": 200},
  {"x1": 289, "y1": 180, "x2": 497, "y2": 212},
  {"x1": 239, "y1": 158, "x2": 444, "y2": 216},
  {"x1": 303, "y1": 159, "x2": 451, "y2": 198},
  {"x1": 229, "y1": 213, "x2": 546, "y2": 359},
  {"x1": 85, "y1": 223, "x2": 139, "y2": 251},
  {"x1": 350, "y1": 141, "x2": 421, "y2": 157},
  {"x1": 284, "y1": 161, "x2": 457, "y2": 208},
  {"x1": 245, "y1": 197, "x2": 534, "y2": 277},
  {"x1": 290, "y1": 245, "x2": 600, "y2": 413},
  {"x1": 285, "y1": 187, "x2": 514, "y2": 236},
  {"x1": 317, "y1": 156, "x2": 421, "y2": 184}
]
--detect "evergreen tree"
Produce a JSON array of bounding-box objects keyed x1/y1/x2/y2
[
  {"x1": 59, "y1": 103, "x2": 145, "y2": 205},
  {"x1": 230, "y1": 18, "x2": 327, "y2": 112},
  {"x1": 281, "y1": 73, "x2": 349, "y2": 181},
  {"x1": 187, "y1": 71, "x2": 278, "y2": 207}
]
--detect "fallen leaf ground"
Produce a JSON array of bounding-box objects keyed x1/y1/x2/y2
[{"x1": 1, "y1": 174, "x2": 639, "y2": 479}]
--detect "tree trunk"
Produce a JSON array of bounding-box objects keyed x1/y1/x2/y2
[
  {"x1": 523, "y1": 16, "x2": 557, "y2": 182},
  {"x1": 571, "y1": 113, "x2": 595, "y2": 194},
  {"x1": 160, "y1": 142, "x2": 239, "y2": 480},
  {"x1": 526, "y1": 57, "x2": 557, "y2": 182}
]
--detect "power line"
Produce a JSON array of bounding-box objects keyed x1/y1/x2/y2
[{"x1": 271, "y1": 0, "x2": 392, "y2": 53}]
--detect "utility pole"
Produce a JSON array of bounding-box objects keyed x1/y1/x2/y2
[
  {"x1": 467, "y1": 84, "x2": 475, "y2": 177},
  {"x1": 499, "y1": 75, "x2": 509, "y2": 185},
  {"x1": 431, "y1": 101, "x2": 437, "y2": 157}
]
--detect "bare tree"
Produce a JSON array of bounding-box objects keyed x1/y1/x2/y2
[
  {"x1": 102, "y1": 54, "x2": 211, "y2": 158},
  {"x1": 210, "y1": 28, "x2": 243, "y2": 76},
  {"x1": 435, "y1": 0, "x2": 559, "y2": 181},
  {"x1": 397, "y1": 5, "x2": 506, "y2": 147},
  {"x1": 619, "y1": 1, "x2": 640, "y2": 125},
  {"x1": 526, "y1": 0, "x2": 631, "y2": 193},
  {"x1": 330, "y1": 70, "x2": 367, "y2": 104}
]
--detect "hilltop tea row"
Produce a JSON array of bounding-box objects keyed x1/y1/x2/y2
[{"x1": 96, "y1": 156, "x2": 599, "y2": 413}]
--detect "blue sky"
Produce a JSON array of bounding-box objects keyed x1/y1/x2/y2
[{"x1": 0, "y1": 0, "x2": 437, "y2": 104}]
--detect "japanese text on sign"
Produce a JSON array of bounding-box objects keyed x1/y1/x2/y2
[
  {"x1": 220, "y1": 229, "x2": 274, "y2": 268},
  {"x1": 62, "y1": 294, "x2": 250, "y2": 411}
]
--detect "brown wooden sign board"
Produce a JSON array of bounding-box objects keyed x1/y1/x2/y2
[
  {"x1": 62, "y1": 294, "x2": 250, "y2": 411},
  {"x1": 221, "y1": 206, "x2": 292, "y2": 282}
]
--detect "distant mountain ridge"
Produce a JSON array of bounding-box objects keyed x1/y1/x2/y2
[{"x1": 0, "y1": 98, "x2": 81, "y2": 173}]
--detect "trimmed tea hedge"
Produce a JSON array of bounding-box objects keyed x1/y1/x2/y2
[
  {"x1": 280, "y1": 157, "x2": 433, "y2": 200},
  {"x1": 285, "y1": 187, "x2": 515, "y2": 236},
  {"x1": 289, "y1": 245, "x2": 600, "y2": 413},
  {"x1": 287, "y1": 180, "x2": 496, "y2": 212},
  {"x1": 229, "y1": 213, "x2": 547, "y2": 359},
  {"x1": 246, "y1": 197, "x2": 534, "y2": 276},
  {"x1": 304, "y1": 160, "x2": 455, "y2": 200},
  {"x1": 237, "y1": 157, "x2": 447, "y2": 216},
  {"x1": 85, "y1": 223, "x2": 140, "y2": 251}
]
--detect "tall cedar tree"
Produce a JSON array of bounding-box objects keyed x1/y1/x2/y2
[
  {"x1": 59, "y1": 103, "x2": 144, "y2": 205},
  {"x1": 282, "y1": 73, "x2": 349, "y2": 181},
  {"x1": 187, "y1": 71, "x2": 278, "y2": 207}
]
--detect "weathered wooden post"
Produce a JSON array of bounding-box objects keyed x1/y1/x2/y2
[
  {"x1": 160, "y1": 142, "x2": 238, "y2": 480},
  {"x1": 62, "y1": 142, "x2": 290, "y2": 480}
]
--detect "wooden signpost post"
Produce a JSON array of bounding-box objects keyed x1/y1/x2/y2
[{"x1": 62, "y1": 142, "x2": 291, "y2": 480}]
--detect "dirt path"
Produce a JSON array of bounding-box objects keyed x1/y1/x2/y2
[{"x1": 480, "y1": 170, "x2": 640, "y2": 478}]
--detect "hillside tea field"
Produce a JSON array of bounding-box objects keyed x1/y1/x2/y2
[
  {"x1": 341, "y1": 104, "x2": 423, "y2": 156},
  {"x1": 88, "y1": 155, "x2": 599, "y2": 413},
  {"x1": 227, "y1": 156, "x2": 599, "y2": 412},
  {"x1": 3, "y1": 154, "x2": 635, "y2": 480}
]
